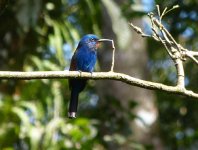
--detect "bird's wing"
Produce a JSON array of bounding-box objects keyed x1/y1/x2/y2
[
  {"x1": 69, "y1": 52, "x2": 77, "y2": 71},
  {"x1": 69, "y1": 57, "x2": 77, "y2": 71},
  {"x1": 69, "y1": 52, "x2": 77, "y2": 90}
]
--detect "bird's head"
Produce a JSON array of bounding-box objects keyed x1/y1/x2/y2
[{"x1": 78, "y1": 34, "x2": 100, "y2": 51}]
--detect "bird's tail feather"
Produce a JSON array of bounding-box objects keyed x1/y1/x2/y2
[{"x1": 68, "y1": 90, "x2": 79, "y2": 119}]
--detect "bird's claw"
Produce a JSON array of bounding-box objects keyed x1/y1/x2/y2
[
  {"x1": 78, "y1": 70, "x2": 82, "y2": 76},
  {"x1": 90, "y1": 71, "x2": 93, "y2": 76}
]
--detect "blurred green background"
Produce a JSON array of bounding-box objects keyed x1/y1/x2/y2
[{"x1": 0, "y1": 0, "x2": 198, "y2": 149}]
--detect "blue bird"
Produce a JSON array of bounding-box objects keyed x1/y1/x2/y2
[{"x1": 68, "y1": 34, "x2": 102, "y2": 118}]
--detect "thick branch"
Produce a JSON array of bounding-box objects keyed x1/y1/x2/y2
[{"x1": 0, "y1": 71, "x2": 197, "y2": 98}]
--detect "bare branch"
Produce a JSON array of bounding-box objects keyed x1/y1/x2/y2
[
  {"x1": 0, "y1": 71, "x2": 197, "y2": 98},
  {"x1": 188, "y1": 51, "x2": 198, "y2": 57},
  {"x1": 174, "y1": 58, "x2": 185, "y2": 88},
  {"x1": 129, "y1": 23, "x2": 151, "y2": 38},
  {"x1": 98, "y1": 39, "x2": 115, "y2": 72},
  {"x1": 1, "y1": 5, "x2": 196, "y2": 102},
  {"x1": 110, "y1": 40, "x2": 115, "y2": 72},
  {"x1": 185, "y1": 52, "x2": 198, "y2": 65},
  {"x1": 129, "y1": 5, "x2": 198, "y2": 97}
]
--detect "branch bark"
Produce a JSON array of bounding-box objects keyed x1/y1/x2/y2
[{"x1": 0, "y1": 71, "x2": 197, "y2": 98}]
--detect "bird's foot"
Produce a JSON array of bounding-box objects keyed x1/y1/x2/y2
[
  {"x1": 90, "y1": 71, "x2": 93, "y2": 76},
  {"x1": 78, "y1": 70, "x2": 82, "y2": 76}
]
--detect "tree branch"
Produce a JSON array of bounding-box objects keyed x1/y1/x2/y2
[
  {"x1": 0, "y1": 71, "x2": 197, "y2": 98},
  {"x1": 129, "y1": 5, "x2": 198, "y2": 99},
  {"x1": 1, "y1": 6, "x2": 197, "y2": 100}
]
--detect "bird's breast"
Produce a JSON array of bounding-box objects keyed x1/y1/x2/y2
[{"x1": 76, "y1": 50, "x2": 97, "y2": 72}]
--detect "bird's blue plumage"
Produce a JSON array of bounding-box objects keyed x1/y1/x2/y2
[
  {"x1": 74, "y1": 46, "x2": 97, "y2": 72},
  {"x1": 68, "y1": 34, "x2": 99, "y2": 118}
]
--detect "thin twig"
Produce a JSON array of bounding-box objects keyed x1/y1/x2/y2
[
  {"x1": 99, "y1": 39, "x2": 115, "y2": 72},
  {"x1": 110, "y1": 40, "x2": 115, "y2": 72},
  {"x1": 129, "y1": 23, "x2": 151, "y2": 38},
  {"x1": 163, "y1": 5, "x2": 179, "y2": 16},
  {"x1": 152, "y1": 18, "x2": 183, "y2": 57},
  {"x1": 160, "y1": 7, "x2": 167, "y2": 20},
  {"x1": 156, "y1": 5, "x2": 161, "y2": 22}
]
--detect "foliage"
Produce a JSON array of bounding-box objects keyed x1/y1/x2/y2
[
  {"x1": 0, "y1": 0, "x2": 102, "y2": 149},
  {"x1": 0, "y1": 0, "x2": 198, "y2": 149}
]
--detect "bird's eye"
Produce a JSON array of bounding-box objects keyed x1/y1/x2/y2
[{"x1": 91, "y1": 38, "x2": 94, "y2": 42}]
